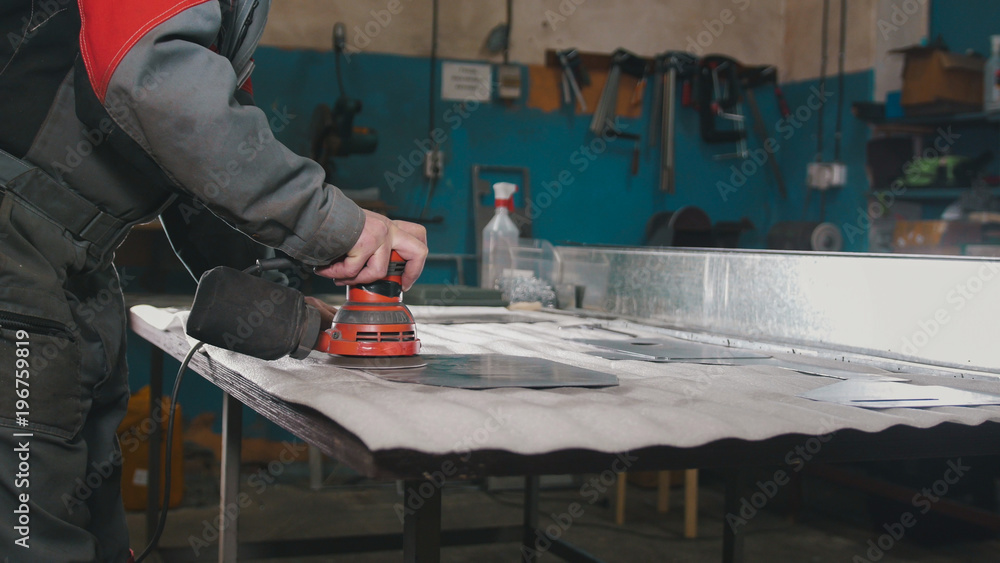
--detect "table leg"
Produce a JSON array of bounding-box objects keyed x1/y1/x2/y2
[
  {"x1": 308, "y1": 444, "x2": 323, "y2": 491},
  {"x1": 684, "y1": 469, "x2": 699, "y2": 539},
  {"x1": 522, "y1": 476, "x2": 540, "y2": 562},
  {"x1": 403, "y1": 479, "x2": 442, "y2": 563},
  {"x1": 146, "y1": 347, "x2": 163, "y2": 545},
  {"x1": 722, "y1": 469, "x2": 745, "y2": 563},
  {"x1": 615, "y1": 473, "x2": 627, "y2": 525},
  {"x1": 657, "y1": 471, "x2": 670, "y2": 513},
  {"x1": 220, "y1": 392, "x2": 243, "y2": 563}
]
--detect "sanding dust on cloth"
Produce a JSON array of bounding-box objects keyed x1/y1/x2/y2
[{"x1": 131, "y1": 305, "x2": 1000, "y2": 457}]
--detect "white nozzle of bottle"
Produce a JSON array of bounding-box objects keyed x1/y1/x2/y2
[
  {"x1": 492, "y1": 182, "x2": 518, "y2": 208},
  {"x1": 992, "y1": 35, "x2": 1000, "y2": 56}
]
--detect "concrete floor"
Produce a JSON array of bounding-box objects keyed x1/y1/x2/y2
[{"x1": 129, "y1": 457, "x2": 1000, "y2": 563}]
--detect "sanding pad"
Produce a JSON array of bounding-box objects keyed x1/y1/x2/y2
[{"x1": 319, "y1": 355, "x2": 428, "y2": 370}]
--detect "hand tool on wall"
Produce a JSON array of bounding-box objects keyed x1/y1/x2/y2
[
  {"x1": 650, "y1": 52, "x2": 697, "y2": 193},
  {"x1": 695, "y1": 55, "x2": 748, "y2": 160},
  {"x1": 648, "y1": 56, "x2": 665, "y2": 148},
  {"x1": 615, "y1": 132, "x2": 642, "y2": 175},
  {"x1": 558, "y1": 48, "x2": 590, "y2": 112},
  {"x1": 589, "y1": 49, "x2": 647, "y2": 135},
  {"x1": 309, "y1": 23, "x2": 378, "y2": 180},
  {"x1": 740, "y1": 65, "x2": 789, "y2": 199}
]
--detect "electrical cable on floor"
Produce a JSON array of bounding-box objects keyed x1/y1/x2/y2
[{"x1": 134, "y1": 341, "x2": 205, "y2": 563}]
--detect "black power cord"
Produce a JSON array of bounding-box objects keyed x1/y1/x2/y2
[
  {"x1": 135, "y1": 257, "x2": 295, "y2": 561},
  {"x1": 135, "y1": 341, "x2": 205, "y2": 563}
]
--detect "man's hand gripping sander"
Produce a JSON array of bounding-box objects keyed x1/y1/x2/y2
[
  {"x1": 186, "y1": 252, "x2": 421, "y2": 365},
  {"x1": 315, "y1": 251, "x2": 420, "y2": 357}
]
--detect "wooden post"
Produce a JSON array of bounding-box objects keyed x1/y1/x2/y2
[{"x1": 684, "y1": 469, "x2": 699, "y2": 539}]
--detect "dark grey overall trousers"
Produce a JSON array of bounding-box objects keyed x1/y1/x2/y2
[{"x1": 0, "y1": 150, "x2": 132, "y2": 562}]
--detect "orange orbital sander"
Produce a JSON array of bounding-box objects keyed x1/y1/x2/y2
[{"x1": 315, "y1": 251, "x2": 421, "y2": 357}]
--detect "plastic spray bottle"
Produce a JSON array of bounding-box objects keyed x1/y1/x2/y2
[
  {"x1": 480, "y1": 182, "x2": 520, "y2": 289},
  {"x1": 985, "y1": 35, "x2": 1000, "y2": 113}
]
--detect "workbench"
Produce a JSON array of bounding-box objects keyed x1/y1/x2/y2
[{"x1": 129, "y1": 298, "x2": 1000, "y2": 563}]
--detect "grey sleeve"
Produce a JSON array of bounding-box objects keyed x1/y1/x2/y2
[{"x1": 102, "y1": 1, "x2": 364, "y2": 266}]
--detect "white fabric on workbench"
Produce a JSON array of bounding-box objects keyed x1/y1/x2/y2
[{"x1": 132, "y1": 305, "x2": 1000, "y2": 455}]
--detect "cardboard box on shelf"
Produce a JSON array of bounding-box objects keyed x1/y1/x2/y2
[
  {"x1": 893, "y1": 47, "x2": 984, "y2": 115},
  {"x1": 892, "y1": 220, "x2": 983, "y2": 251}
]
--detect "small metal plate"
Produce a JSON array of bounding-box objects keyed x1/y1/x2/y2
[
  {"x1": 372, "y1": 354, "x2": 619, "y2": 389},
  {"x1": 414, "y1": 313, "x2": 543, "y2": 325},
  {"x1": 576, "y1": 338, "x2": 770, "y2": 361},
  {"x1": 800, "y1": 380, "x2": 1000, "y2": 409},
  {"x1": 318, "y1": 354, "x2": 428, "y2": 370},
  {"x1": 586, "y1": 349, "x2": 908, "y2": 381}
]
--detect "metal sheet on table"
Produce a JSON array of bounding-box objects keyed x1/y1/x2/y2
[
  {"x1": 576, "y1": 338, "x2": 771, "y2": 360},
  {"x1": 370, "y1": 354, "x2": 618, "y2": 389},
  {"x1": 586, "y1": 350, "x2": 909, "y2": 381},
  {"x1": 801, "y1": 380, "x2": 1000, "y2": 409}
]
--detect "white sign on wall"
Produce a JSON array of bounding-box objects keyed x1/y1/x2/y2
[{"x1": 441, "y1": 62, "x2": 493, "y2": 102}]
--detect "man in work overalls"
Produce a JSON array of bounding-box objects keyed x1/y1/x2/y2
[{"x1": 0, "y1": 1, "x2": 428, "y2": 560}]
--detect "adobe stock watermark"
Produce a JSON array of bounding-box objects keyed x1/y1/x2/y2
[
  {"x1": 685, "y1": 0, "x2": 751, "y2": 56},
  {"x1": 899, "y1": 261, "x2": 1000, "y2": 355},
  {"x1": 5, "y1": 0, "x2": 72, "y2": 51},
  {"x1": 521, "y1": 452, "x2": 638, "y2": 558},
  {"x1": 842, "y1": 127, "x2": 960, "y2": 245},
  {"x1": 48, "y1": 66, "x2": 170, "y2": 177},
  {"x1": 188, "y1": 441, "x2": 308, "y2": 556},
  {"x1": 717, "y1": 84, "x2": 834, "y2": 201},
  {"x1": 725, "y1": 414, "x2": 838, "y2": 532},
  {"x1": 523, "y1": 116, "x2": 631, "y2": 230},
  {"x1": 384, "y1": 75, "x2": 492, "y2": 192},
  {"x1": 25, "y1": 272, "x2": 137, "y2": 377},
  {"x1": 543, "y1": 0, "x2": 588, "y2": 31},
  {"x1": 680, "y1": 365, "x2": 730, "y2": 404},
  {"x1": 878, "y1": 0, "x2": 928, "y2": 40},
  {"x1": 853, "y1": 459, "x2": 971, "y2": 562},
  {"x1": 343, "y1": 0, "x2": 415, "y2": 62},
  {"x1": 393, "y1": 407, "x2": 511, "y2": 523},
  {"x1": 175, "y1": 104, "x2": 297, "y2": 224}
]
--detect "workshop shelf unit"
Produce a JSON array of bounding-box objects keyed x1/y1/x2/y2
[{"x1": 858, "y1": 108, "x2": 1000, "y2": 253}]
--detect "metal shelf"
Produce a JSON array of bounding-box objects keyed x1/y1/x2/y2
[
  {"x1": 870, "y1": 186, "x2": 1000, "y2": 201},
  {"x1": 862, "y1": 111, "x2": 1000, "y2": 127}
]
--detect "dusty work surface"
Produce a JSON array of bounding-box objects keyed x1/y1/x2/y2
[{"x1": 130, "y1": 305, "x2": 1000, "y2": 457}]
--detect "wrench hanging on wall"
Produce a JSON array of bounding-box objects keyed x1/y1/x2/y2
[
  {"x1": 650, "y1": 52, "x2": 696, "y2": 193},
  {"x1": 695, "y1": 55, "x2": 748, "y2": 161},
  {"x1": 589, "y1": 49, "x2": 647, "y2": 135},
  {"x1": 557, "y1": 49, "x2": 590, "y2": 112}
]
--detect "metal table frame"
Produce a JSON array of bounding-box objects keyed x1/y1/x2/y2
[{"x1": 131, "y1": 312, "x2": 1000, "y2": 563}]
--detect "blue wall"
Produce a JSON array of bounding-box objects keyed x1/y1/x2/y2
[
  {"x1": 930, "y1": 0, "x2": 1000, "y2": 56},
  {"x1": 252, "y1": 48, "x2": 874, "y2": 283}
]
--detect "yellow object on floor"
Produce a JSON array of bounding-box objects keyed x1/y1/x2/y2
[
  {"x1": 117, "y1": 385, "x2": 184, "y2": 511},
  {"x1": 616, "y1": 470, "x2": 699, "y2": 538}
]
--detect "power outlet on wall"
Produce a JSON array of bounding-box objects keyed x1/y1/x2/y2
[
  {"x1": 424, "y1": 150, "x2": 444, "y2": 180},
  {"x1": 807, "y1": 162, "x2": 847, "y2": 190}
]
